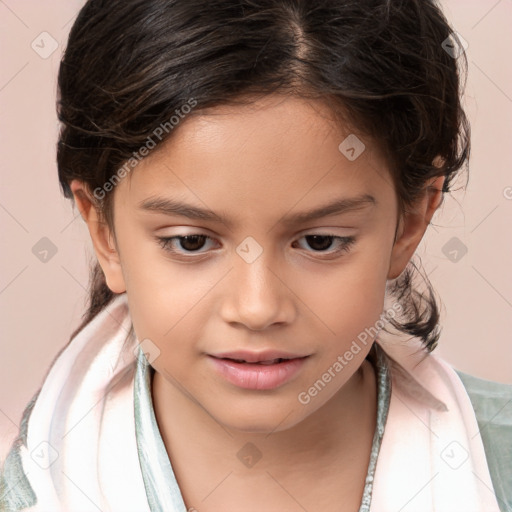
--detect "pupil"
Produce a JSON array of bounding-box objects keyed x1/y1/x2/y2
[
  {"x1": 181, "y1": 235, "x2": 205, "y2": 251},
  {"x1": 306, "y1": 235, "x2": 332, "y2": 251}
]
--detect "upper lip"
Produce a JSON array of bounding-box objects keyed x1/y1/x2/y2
[{"x1": 209, "y1": 350, "x2": 310, "y2": 363}]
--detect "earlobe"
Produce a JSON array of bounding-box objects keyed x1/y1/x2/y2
[
  {"x1": 387, "y1": 175, "x2": 445, "y2": 280},
  {"x1": 69, "y1": 180, "x2": 127, "y2": 294}
]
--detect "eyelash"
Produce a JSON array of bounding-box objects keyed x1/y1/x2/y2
[{"x1": 156, "y1": 233, "x2": 356, "y2": 260}]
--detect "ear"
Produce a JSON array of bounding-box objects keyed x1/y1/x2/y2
[
  {"x1": 70, "y1": 180, "x2": 126, "y2": 294},
  {"x1": 387, "y1": 175, "x2": 445, "y2": 280}
]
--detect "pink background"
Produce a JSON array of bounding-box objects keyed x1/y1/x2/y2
[{"x1": 1, "y1": 0, "x2": 511, "y2": 462}]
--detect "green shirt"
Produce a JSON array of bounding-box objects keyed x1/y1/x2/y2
[{"x1": 455, "y1": 370, "x2": 512, "y2": 512}]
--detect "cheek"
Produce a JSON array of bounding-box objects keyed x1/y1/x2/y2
[
  {"x1": 125, "y1": 271, "x2": 209, "y2": 350},
  {"x1": 120, "y1": 251, "x2": 221, "y2": 365},
  {"x1": 305, "y1": 255, "x2": 388, "y2": 328}
]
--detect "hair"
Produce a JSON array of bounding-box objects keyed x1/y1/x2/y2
[{"x1": 57, "y1": 0, "x2": 470, "y2": 352}]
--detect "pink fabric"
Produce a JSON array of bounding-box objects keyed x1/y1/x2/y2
[
  {"x1": 373, "y1": 339, "x2": 501, "y2": 511},
  {"x1": 18, "y1": 294, "x2": 149, "y2": 511}
]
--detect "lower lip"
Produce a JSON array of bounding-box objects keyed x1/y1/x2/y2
[{"x1": 208, "y1": 356, "x2": 308, "y2": 390}]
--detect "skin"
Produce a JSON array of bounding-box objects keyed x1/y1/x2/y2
[{"x1": 71, "y1": 93, "x2": 444, "y2": 511}]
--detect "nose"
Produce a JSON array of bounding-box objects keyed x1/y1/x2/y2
[{"x1": 220, "y1": 248, "x2": 295, "y2": 331}]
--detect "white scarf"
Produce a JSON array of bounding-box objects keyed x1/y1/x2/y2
[{"x1": 5, "y1": 293, "x2": 501, "y2": 511}]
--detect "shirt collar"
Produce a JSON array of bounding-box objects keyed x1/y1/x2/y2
[{"x1": 376, "y1": 341, "x2": 449, "y2": 412}]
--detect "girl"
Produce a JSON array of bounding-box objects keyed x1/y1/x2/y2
[{"x1": 1, "y1": 0, "x2": 511, "y2": 511}]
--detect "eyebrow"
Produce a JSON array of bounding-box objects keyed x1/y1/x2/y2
[{"x1": 137, "y1": 193, "x2": 376, "y2": 228}]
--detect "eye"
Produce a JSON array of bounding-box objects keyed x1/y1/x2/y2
[
  {"x1": 292, "y1": 234, "x2": 356, "y2": 258},
  {"x1": 156, "y1": 234, "x2": 218, "y2": 256}
]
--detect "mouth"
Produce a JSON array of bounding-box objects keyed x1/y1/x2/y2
[
  {"x1": 210, "y1": 349, "x2": 310, "y2": 364},
  {"x1": 218, "y1": 357, "x2": 300, "y2": 365},
  {"x1": 207, "y1": 354, "x2": 310, "y2": 390}
]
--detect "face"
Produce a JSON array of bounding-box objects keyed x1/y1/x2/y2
[{"x1": 74, "y1": 94, "x2": 437, "y2": 433}]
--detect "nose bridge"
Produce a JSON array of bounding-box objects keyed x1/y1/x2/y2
[{"x1": 223, "y1": 238, "x2": 293, "y2": 330}]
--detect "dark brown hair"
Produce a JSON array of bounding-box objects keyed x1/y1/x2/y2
[{"x1": 57, "y1": 0, "x2": 470, "y2": 351}]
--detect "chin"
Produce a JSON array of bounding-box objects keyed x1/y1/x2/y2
[{"x1": 213, "y1": 405, "x2": 305, "y2": 435}]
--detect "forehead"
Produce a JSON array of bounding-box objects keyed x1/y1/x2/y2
[{"x1": 117, "y1": 94, "x2": 394, "y2": 217}]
